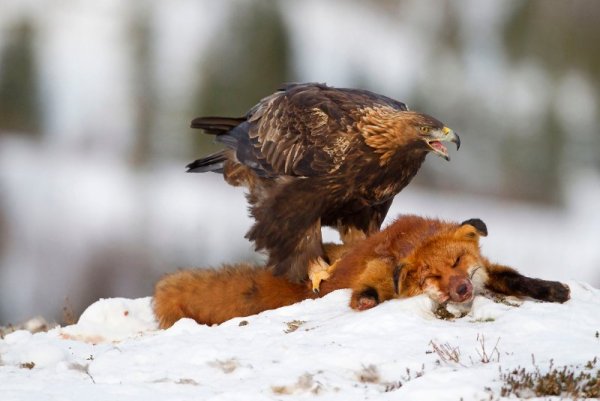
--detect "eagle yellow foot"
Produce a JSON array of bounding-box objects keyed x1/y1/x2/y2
[{"x1": 308, "y1": 257, "x2": 338, "y2": 294}]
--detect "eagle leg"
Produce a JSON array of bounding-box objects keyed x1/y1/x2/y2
[
  {"x1": 247, "y1": 179, "x2": 329, "y2": 283},
  {"x1": 338, "y1": 226, "x2": 367, "y2": 245},
  {"x1": 334, "y1": 199, "x2": 394, "y2": 245}
]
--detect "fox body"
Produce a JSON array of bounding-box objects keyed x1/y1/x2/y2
[{"x1": 154, "y1": 215, "x2": 569, "y2": 328}]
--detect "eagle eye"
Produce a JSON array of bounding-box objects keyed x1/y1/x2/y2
[{"x1": 419, "y1": 126, "x2": 431, "y2": 133}]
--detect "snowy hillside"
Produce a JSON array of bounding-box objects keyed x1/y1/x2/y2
[{"x1": 1, "y1": 283, "x2": 599, "y2": 400}]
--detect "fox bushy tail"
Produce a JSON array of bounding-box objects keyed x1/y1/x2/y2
[{"x1": 153, "y1": 264, "x2": 313, "y2": 327}]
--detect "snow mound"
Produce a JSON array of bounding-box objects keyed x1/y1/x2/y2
[
  {"x1": 1, "y1": 283, "x2": 599, "y2": 400},
  {"x1": 59, "y1": 297, "x2": 158, "y2": 343}
]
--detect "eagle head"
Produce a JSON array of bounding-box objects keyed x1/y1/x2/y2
[
  {"x1": 411, "y1": 113, "x2": 460, "y2": 161},
  {"x1": 360, "y1": 109, "x2": 460, "y2": 165}
]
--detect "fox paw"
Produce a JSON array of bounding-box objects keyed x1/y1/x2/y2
[
  {"x1": 350, "y1": 287, "x2": 379, "y2": 311},
  {"x1": 547, "y1": 282, "x2": 570, "y2": 303},
  {"x1": 527, "y1": 279, "x2": 571, "y2": 303}
]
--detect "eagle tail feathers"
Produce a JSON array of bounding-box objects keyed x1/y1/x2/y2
[
  {"x1": 186, "y1": 151, "x2": 227, "y2": 173},
  {"x1": 190, "y1": 116, "x2": 245, "y2": 134}
]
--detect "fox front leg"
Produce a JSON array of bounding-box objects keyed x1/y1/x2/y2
[{"x1": 483, "y1": 263, "x2": 570, "y2": 303}]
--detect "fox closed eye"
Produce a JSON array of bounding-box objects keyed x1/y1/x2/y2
[{"x1": 452, "y1": 255, "x2": 462, "y2": 268}]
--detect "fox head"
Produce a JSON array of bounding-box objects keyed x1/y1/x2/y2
[{"x1": 394, "y1": 218, "x2": 489, "y2": 305}]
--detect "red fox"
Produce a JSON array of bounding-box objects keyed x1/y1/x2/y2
[{"x1": 153, "y1": 215, "x2": 570, "y2": 328}]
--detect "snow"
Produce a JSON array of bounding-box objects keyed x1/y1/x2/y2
[{"x1": 1, "y1": 282, "x2": 599, "y2": 400}]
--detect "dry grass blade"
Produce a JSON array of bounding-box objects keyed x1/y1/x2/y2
[
  {"x1": 476, "y1": 334, "x2": 500, "y2": 364},
  {"x1": 356, "y1": 364, "x2": 380, "y2": 384},
  {"x1": 429, "y1": 340, "x2": 463, "y2": 366}
]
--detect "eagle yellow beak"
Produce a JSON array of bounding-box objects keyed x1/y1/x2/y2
[
  {"x1": 442, "y1": 127, "x2": 461, "y2": 150},
  {"x1": 426, "y1": 126, "x2": 460, "y2": 161}
]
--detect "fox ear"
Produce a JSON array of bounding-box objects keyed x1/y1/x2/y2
[
  {"x1": 393, "y1": 262, "x2": 415, "y2": 294},
  {"x1": 460, "y1": 218, "x2": 488, "y2": 236},
  {"x1": 393, "y1": 263, "x2": 404, "y2": 294},
  {"x1": 457, "y1": 218, "x2": 488, "y2": 239}
]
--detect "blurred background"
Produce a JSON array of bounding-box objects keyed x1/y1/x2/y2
[{"x1": 0, "y1": 0, "x2": 599, "y2": 325}]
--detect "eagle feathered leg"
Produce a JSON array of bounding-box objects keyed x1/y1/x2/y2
[
  {"x1": 334, "y1": 198, "x2": 393, "y2": 245},
  {"x1": 338, "y1": 226, "x2": 367, "y2": 245},
  {"x1": 246, "y1": 179, "x2": 329, "y2": 284}
]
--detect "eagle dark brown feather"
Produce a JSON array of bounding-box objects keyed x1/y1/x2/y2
[{"x1": 188, "y1": 83, "x2": 459, "y2": 283}]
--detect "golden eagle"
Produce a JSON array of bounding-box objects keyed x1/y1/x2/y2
[{"x1": 188, "y1": 83, "x2": 459, "y2": 291}]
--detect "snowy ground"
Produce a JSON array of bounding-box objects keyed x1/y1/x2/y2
[{"x1": 1, "y1": 282, "x2": 599, "y2": 400}]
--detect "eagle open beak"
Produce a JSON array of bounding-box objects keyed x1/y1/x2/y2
[{"x1": 426, "y1": 126, "x2": 460, "y2": 161}]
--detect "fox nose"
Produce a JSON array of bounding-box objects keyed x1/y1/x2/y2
[{"x1": 449, "y1": 276, "x2": 473, "y2": 302}]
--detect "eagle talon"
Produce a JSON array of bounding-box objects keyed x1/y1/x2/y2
[
  {"x1": 308, "y1": 258, "x2": 340, "y2": 294},
  {"x1": 309, "y1": 269, "x2": 331, "y2": 294}
]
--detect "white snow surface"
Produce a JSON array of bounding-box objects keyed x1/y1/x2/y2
[{"x1": 1, "y1": 283, "x2": 599, "y2": 400}]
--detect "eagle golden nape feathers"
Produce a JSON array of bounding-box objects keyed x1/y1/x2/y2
[{"x1": 186, "y1": 83, "x2": 460, "y2": 291}]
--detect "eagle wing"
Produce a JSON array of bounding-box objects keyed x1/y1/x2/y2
[{"x1": 218, "y1": 83, "x2": 408, "y2": 177}]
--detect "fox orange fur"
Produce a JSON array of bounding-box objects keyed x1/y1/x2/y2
[{"x1": 153, "y1": 215, "x2": 570, "y2": 328}]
